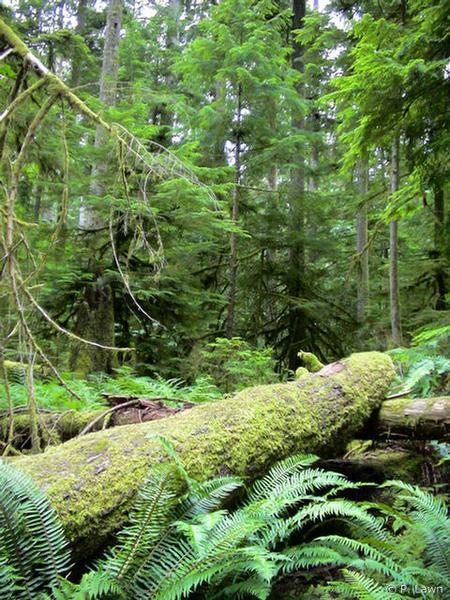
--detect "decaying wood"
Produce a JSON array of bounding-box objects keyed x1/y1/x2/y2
[
  {"x1": 13, "y1": 352, "x2": 394, "y2": 557},
  {"x1": 371, "y1": 396, "x2": 449, "y2": 440},
  {"x1": 0, "y1": 397, "x2": 194, "y2": 448},
  {"x1": 79, "y1": 397, "x2": 194, "y2": 435}
]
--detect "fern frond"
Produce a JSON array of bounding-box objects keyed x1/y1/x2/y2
[
  {"x1": 292, "y1": 499, "x2": 387, "y2": 540},
  {"x1": 316, "y1": 535, "x2": 397, "y2": 566},
  {"x1": 148, "y1": 434, "x2": 194, "y2": 488},
  {"x1": 328, "y1": 569, "x2": 407, "y2": 600},
  {"x1": 210, "y1": 576, "x2": 271, "y2": 599},
  {"x1": 179, "y1": 476, "x2": 243, "y2": 518},
  {"x1": 75, "y1": 569, "x2": 124, "y2": 599},
  {"x1": 129, "y1": 511, "x2": 267, "y2": 599},
  {"x1": 282, "y1": 543, "x2": 346, "y2": 571},
  {"x1": 0, "y1": 461, "x2": 71, "y2": 598},
  {"x1": 0, "y1": 554, "x2": 20, "y2": 600},
  {"x1": 247, "y1": 454, "x2": 318, "y2": 502},
  {"x1": 382, "y1": 481, "x2": 450, "y2": 578},
  {"x1": 102, "y1": 462, "x2": 178, "y2": 585},
  {"x1": 382, "y1": 481, "x2": 448, "y2": 521}
]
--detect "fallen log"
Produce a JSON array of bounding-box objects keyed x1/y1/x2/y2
[
  {"x1": 11, "y1": 352, "x2": 394, "y2": 557},
  {"x1": 370, "y1": 396, "x2": 450, "y2": 440},
  {"x1": 0, "y1": 398, "x2": 195, "y2": 448},
  {"x1": 0, "y1": 410, "x2": 103, "y2": 448}
]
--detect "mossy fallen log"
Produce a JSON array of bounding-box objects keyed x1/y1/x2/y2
[
  {"x1": 13, "y1": 352, "x2": 394, "y2": 557},
  {"x1": 371, "y1": 396, "x2": 450, "y2": 440},
  {"x1": 0, "y1": 410, "x2": 104, "y2": 448}
]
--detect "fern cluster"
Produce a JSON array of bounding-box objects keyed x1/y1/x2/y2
[
  {"x1": 389, "y1": 325, "x2": 449, "y2": 397},
  {"x1": 291, "y1": 480, "x2": 450, "y2": 599},
  {"x1": 0, "y1": 369, "x2": 222, "y2": 414},
  {"x1": 0, "y1": 462, "x2": 71, "y2": 599},
  {"x1": 1, "y1": 441, "x2": 449, "y2": 599}
]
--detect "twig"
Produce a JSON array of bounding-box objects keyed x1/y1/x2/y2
[
  {"x1": 385, "y1": 389, "x2": 413, "y2": 400},
  {"x1": 0, "y1": 48, "x2": 14, "y2": 61}
]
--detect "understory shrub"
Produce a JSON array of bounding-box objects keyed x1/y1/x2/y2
[
  {"x1": 389, "y1": 324, "x2": 450, "y2": 397},
  {"x1": 196, "y1": 337, "x2": 278, "y2": 393},
  {"x1": 0, "y1": 368, "x2": 222, "y2": 414}
]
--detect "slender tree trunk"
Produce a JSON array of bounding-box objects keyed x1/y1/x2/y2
[
  {"x1": 389, "y1": 137, "x2": 402, "y2": 346},
  {"x1": 70, "y1": 0, "x2": 88, "y2": 88},
  {"x1": 33, "y1": 184, "x2": 42, "y2": 223},
  {"x1": 286, "y1": 0, "x2": 307, "y2": 370},
  {"x1": 156, "y1": 0, "x2": 181, "y2": 146},
  {"x1": 0, "y1": 343, "x2": 14, "y2": 454},
  {"x1": 266, "y1": 166, "x2": 278, "y2": 325},
  {"x1": 356, "y1": 158, "x2": 369, "y2": 324},
  {"x1": 79, "y1": 0, "x2": 123, "y2": 230},
  {"x1": 226, "y1": 84, "x2": 242, "y2": 338},
  {"x1": 25, "y1": 349, "x2": 41, "y2": 454},
  {"x1": 72, "y1": 0, "x2": 123, "y2": 375},
  {"x1": 434, "y1": 186, "x2": 447, "y2": 310}
]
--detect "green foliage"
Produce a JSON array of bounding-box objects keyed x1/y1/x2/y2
[
  {"x1": 196, "y1": 337, "x2": 278, "y2": 393},
  {"x1": 389, "y1": 325, "x2": 450, "y2": 396},
  {"x1": 2, "y1": 0, "x2": 448, "y2": 380},
  {"x1": 101, "y1": 366, "x2": 222, "y2": 403},
  {"x1": 0, "y1": 369, "x2": 222, "y2": 414},
  {"x1": 312, "y1": 480, "x2": 450, "y2": 599},
  {"x1": 2, "y1": 442, "x2": 449, "y2": 599},
  {"x1": 0, "y1": 461, "x2": 71, "y2": 599}
]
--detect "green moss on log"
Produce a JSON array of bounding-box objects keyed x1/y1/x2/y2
[
  {"x1": 298, "y1": 351, "x2": 324, "y2": 373},
  {"x1": 0, "y1": 410, "x2": 104, "y2": 447},
  {"x1": 294, "y1": 366, "x2": 309, "y2": 380},
  {"x1": 14, "y1": 352, "x2": 394, "y2": 557}
]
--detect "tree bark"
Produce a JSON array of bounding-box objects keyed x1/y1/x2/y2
[
  {"x1": 356, "y1": 158, "x2": 369, "y2": 325},
  {"x1": 78, "y1": 0, "x2": 123, "y2": 230},
  {"x1": 225, "y1": 83, "x2": 242, "y2": 338},
  {"x1": 72, "y1": 0, "x2": 123, "y2": 375},
  {"x1": 369, "y1": 396, "x2": 449, "y2": 440},
  {"x1": 433, "y1": 185, "x2": 448, "y2": 310},
  {"x1": 389, "y1": 137, "x2": 402, "y2": 346},
  {"x1": 70, "y1": 0, "x2": 88, "y2": 88},
  {"x1": 286, "y1": 0, "x2": 307, "y2": 370},
  {"x1": 69, "y1": 283, "x2": 118, "y2": 376},
  {"x1": 14, "y1": 351, "x2": 394, "y2": 557}
]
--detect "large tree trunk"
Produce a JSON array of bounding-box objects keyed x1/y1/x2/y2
[
  {"x1": 5, "y1": 394, "x2": 448, "y2": 450},
  {"x1": 72, "y1": 0, "x2": 124, "y2": 376},
  {"x1": 14, "y1": 352, "x2": 394, "y2": 557}
]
